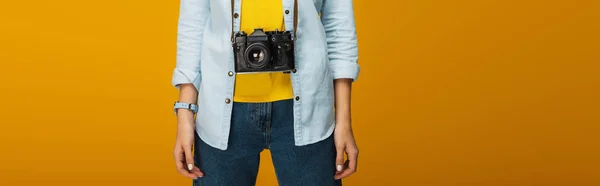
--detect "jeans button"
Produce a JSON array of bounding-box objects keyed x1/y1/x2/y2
[
  {"x1": 295, "y1": 96, "x2": 300, "y2": 101},
  {"x1": 228, "y1": 71, "x2": 234, "y2": 76},
  {"x1": 225, "y1": 98, "x2": 231, "y2": 104},
  {"x1": 233, "y1": 13, "x2": 239, "y2": 18}
]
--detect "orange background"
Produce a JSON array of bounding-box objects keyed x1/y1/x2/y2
[{"x1": 1, "y1": 0, "x2": 599, "y2": 185}]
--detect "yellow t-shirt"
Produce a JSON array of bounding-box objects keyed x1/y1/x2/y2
[{"x1": 233, "y1": 0, "x2": 294, "y2": 102}]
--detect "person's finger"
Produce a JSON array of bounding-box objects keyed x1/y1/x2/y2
[
  {"x1": 174, "y1": 147, "x2": 185, "y2": 170},
  {"x1": 183, "y1": 144, "x2": 204, "y2": 177},
  {"x1": 191, "y1": 166, "x2": 204, "y2": 177},
  {"x1": 176, "y1": 163, "x2": 199, "y2": 179},
  {"x1": 175, "y1": 147, "x2": 198, "y2": 179},
  {"x1": 335, "y1": 145, "x2": 345, "y2": 172},
  {"x1": 335, "y1": 145, "x2": 358, "y2": 180},
  {"x1": 183, "y1": 144, "x2": 196, "y2": 172},
  {"x1": 347, "y1": 147, "x2": 358, "y2": 173},
  {"x1": 334, "y1": 160, "x2": 352, "y2": 180}
]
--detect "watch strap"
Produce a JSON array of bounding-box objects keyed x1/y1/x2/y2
[{"x1": 173, "y1": 101, "x2": 198, "y2": 115}]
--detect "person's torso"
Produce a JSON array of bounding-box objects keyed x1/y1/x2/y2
[{"x1": 193, "y1": 0, "x2": 337, "y2": 150}]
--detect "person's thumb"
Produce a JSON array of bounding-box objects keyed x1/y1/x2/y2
[
  {"x1": 184, "y1": 145, "x2": 195, "y2": 171},
  {"x1": 336, "y1": 146, "x2": 345, "y2": 172}
]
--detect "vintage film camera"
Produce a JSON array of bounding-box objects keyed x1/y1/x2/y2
[{"x1": 232, "y1": 28, "x2": 295, "y2": 73}]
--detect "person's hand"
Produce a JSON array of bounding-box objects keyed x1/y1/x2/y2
[
  {"x1": 173, "y1": 109, "x2": 204, "y2": 179},
  {"x1": 333, "y1": 120, "x2": 359, "y2": 180}
]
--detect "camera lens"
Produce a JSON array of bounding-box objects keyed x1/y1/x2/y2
[{"x1": 244, "y1": 43, "x2": 271, "y2": 68}]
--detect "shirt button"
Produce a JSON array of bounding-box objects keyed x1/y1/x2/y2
[
  {"x1": 233, "y1": 13, "x2": 239, "y2": 18},
  {"x1": 285, "y1": 10, "x2": 290, "y2": 14},
  {"x1": 295, "y1": 96, "x2": 300, "y2": 101},
  {"x1": 225, "y1": 98, "x2": 231, "y2": 104},
  {"x1": 228, "y1": 71, "x2": 234, "y2": 76}
]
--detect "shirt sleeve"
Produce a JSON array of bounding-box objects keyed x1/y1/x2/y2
[
  {"x1": 171, "y1": 0, "x2": 210, "y2": 90},
  {"x1": 321, "y1": 0, "x2": 360, "y2": 82}
]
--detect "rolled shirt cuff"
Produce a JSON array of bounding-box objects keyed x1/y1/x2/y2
[
  {"x1": 171, "y1": 68, "x2": 202, "y2": 90},
  {"x1": 329, "y1": 60, "x2": 360, "y2": 82}
]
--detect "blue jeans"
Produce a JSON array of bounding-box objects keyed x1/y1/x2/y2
[{"x1": 193, "y1": 99, "x2": 342, "y2": 186}]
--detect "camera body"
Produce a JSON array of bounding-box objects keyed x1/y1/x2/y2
[{"x1": 232, "y1": 28, "x2": 295, "y2": 73}]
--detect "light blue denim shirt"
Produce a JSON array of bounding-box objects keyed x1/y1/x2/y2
[{"x1": 172, "y1": 0, "x2": 359, "y2": 150}]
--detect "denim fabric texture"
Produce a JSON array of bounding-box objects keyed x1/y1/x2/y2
[
  {"x1": 193, "y1": 99, "x2": 342, "y2": 186},
  {"x1": 172, "y1": 0, "x2": 359, "y2": 150}
]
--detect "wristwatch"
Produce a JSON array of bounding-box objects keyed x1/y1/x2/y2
[{"x1": 173, "y1": 101, "x2": 198, "y2": 115}]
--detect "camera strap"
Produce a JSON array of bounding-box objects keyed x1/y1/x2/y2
[{"x1": 230, "y1": 0, "x2": 298, "y2": 42}]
